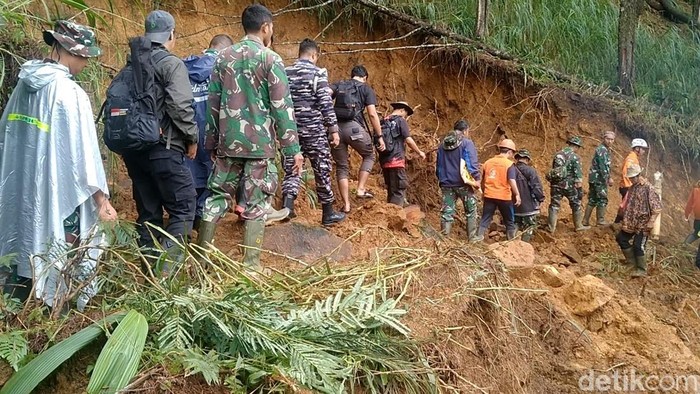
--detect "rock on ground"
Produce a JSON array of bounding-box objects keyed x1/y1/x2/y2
[{"x1": 563, "y1": 274, "x2": 615, "y2": 316}]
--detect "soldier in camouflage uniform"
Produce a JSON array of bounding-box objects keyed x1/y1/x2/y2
[
  {"x1": 281, "y1": 39, "x2": 346, "y2": 225},
  {"x1": 583, "y1": 131, "x2": 615, "y2": 227},
  {"x1": 197, "y1": 4, "x2": 303, "y2": 268},
  {"x1": 546, "y1": 136, "x2": 590, "y2": 233}
]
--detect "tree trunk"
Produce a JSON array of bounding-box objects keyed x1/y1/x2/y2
[
  {"x1": 476, "y1": 0, "x2": 490, "y2": 39},
  {"x1": 618, "y1": 0, "x2": 645, "y2": 96},
  {"x1": 694, "y1": 0, "x2": 700, "y2": 25}
]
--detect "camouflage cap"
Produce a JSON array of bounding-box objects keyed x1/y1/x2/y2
[
  {"x1": 567, "y1": 136, "x2": 583, "y2": 147},
  {"x1": 442, "y1": 130, "x2": 462, "y2": 151},
  {"x1": 43, "y1": 20, "x2": 101, "y2": 58},
  {"x1": 515, "y1": 149, "x2": 532, "y2": 160}
]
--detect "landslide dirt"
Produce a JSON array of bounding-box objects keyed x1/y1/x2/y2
[{"x1": 52, "y1": 0, "x2": 700, "y2": 392}]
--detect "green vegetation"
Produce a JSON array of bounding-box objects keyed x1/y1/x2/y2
[
  {"x1": 0, "y1": 223, "x2": 438, "y2": 392},
  {"x1": 378, "y1": 0, "x2": 700, "y2": 117}
]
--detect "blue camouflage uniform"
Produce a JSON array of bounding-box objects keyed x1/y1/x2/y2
[
  {"x1": 282, "y1": 59, "x2": 337, "y2": 204},
  {"x1": 183, "y1": 49, "x2": 217, "y2": 220}
]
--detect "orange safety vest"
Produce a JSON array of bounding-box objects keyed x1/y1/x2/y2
[
  {"x1": 620, "y1": 151, "x2": 639, "y2": 188},
  {"x1": 482, "y1": 155, "x2": 513, "y2": 201}
]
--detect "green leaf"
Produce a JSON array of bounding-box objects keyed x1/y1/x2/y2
[
  {"x1": 0, "y1": 312, "x2": 126, "y2": 394},
  {"x1": 182, "y1": 348, "x2": 220, "y2": 385},
  {"x1": 0, "y1": 330, "x2": 28, "y2": 371},
  {"x1": 87, "y1": 310, "x2": 148, "y2": 393}
]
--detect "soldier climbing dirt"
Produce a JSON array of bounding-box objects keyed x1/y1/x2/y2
[
  {"x1": 197, "y1": 4, "x2": 303, "y2": 268},
  {"x1": 616, "y1": 164, "x2": 661, "y2": 277},
  {"x1": 281, "y1": 38, "x2": 345, "y2": 225},
  {"x1": 546, "y1": 136, "x2": 590, "y2": 233},
  {"x1": 583, "y1": 131, "x2": 615, "y2": 227}
]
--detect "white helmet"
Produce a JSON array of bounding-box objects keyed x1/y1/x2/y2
[{"x1": 631, "y1": 138, "x2": 648, "y2": 149}]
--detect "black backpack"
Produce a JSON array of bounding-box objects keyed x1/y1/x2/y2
[
  {"x1": 100, "y1": 36, "x2": 171, "y2": 154},
  {"x1": 333, "y1": 80, "x2": 363, "y2": 122},
  {"x1": 378, "y1": 115, "x2": 401, "y2": 157}
]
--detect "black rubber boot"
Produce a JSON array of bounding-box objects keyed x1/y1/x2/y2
[
  {"x1": 283, "y1": 195, "x2": 296, "y2": 219},
  {"x1": 321, "y1": 203, "x2": 346, "y2": 225}
]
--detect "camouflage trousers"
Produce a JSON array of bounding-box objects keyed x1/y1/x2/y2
[
  {"x1": 282, "y1": 136, "x2": 334, "y2": 204},
  {"x1": 550, "y1": 186, "x2": 582, "y2": 212},
  {"x1": 440, "y1": 186, "x2": 478, "y2": 223},
  {"x1": 203, "y1": 157, "x2": 278, "y2": 222},
  {"x1": 515, "y1": 214, "x2": 538, "y2": 240},
  {"x1": 586, "y1": 182, "x2": 608, "y2": 208}
]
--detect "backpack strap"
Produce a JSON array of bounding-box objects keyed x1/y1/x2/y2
[{"x1": 151, "y1": 49, "x2": 174, "y2": 149}]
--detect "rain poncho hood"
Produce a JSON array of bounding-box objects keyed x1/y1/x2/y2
[{"x1": 0, "y1": 60, "x2": 108, "y2": 308}]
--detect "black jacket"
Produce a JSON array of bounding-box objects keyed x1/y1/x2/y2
[
  {"x1": 514, "y1": 162, "x2": 545, "y2": 216},
  {"x1": 153, "y1": 47, "x2": 198, "y2": 153}
]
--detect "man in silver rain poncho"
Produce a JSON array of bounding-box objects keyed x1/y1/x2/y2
[{"x1": 0, "y1": 20, "x2": 117, "y2": 310}]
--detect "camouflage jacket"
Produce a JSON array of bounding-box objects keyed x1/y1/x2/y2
[
  {"x1": 205, "y1": 35, "x2": 300, "y2": 159},
  {"x1": 551, "y1": 146, "x2": 583, "y2": 189},
  {"x1": 285, "y1": 59, "x2": 337, "y2": 138},
  {"x1": 588, "y1": 144, "x2": 611, "y2": 185}
]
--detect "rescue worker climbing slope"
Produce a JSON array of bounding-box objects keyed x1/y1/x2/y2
[
  {"x1": 281, "y1": 38, "x2": 345, "y2": 225},
  {"x1": 615, "y1": 138, "x2": 648, "y2": 223},
  {"x1": 197, "y1": 4, "x2": 303, "y2": 268},
  {"x1": 546, "y1": 136, "x2": 590, "y2": 233},
  {"x1": 583, "y1": 131, "x2": 615, "y2": 227}
]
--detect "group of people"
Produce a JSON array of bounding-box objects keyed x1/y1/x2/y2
[
  {"x1": 435, "y1": 126, "x2": 661, "y2": 277},
  {"x1": 0, "y1": 4, "x2": 690, "y2": 309}
]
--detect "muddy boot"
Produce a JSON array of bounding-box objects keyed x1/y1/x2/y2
[
  {"x1": 596, "y1": 205, "x2": 610, "y2": 227},
  {"x1": 472, "y1": 227, "x2": 486, "y2": 242},
  {"x1": 574, "y1": 209, "x2": 590, "y2": 231},
  {"x1": 441, "y1": 221, "x2": 453, "y2": 236},
  {"x1": 264, "y1": 207, "x2": 290, "y2": 226},
  {"x1": 521, "y1": 228, "x2": 534, "y2": 242},
  {"x1": 685, "y1": 230, "x2": 700, "y2": 244},
  {"x1": 547, "y1": 207, "x2": 558, "y2": 233},
  {"x1": 506, "y1": 228, "x2": 517, "y2": 240},
  {"x1": 582, "y1": 205, "x2": 594, "y2": 227},
  {"x1": 466, "y1": 215, "x2": 478, "y2": 241},
  {"x1": 282, "y1": 195, "x2": 296, "y2": 220},
  {"x1": 242, "y1": 220, "x2": 265, "y2": 268},
  {"x1": 196, "y1": 220, "x2": 217, "y2": 248},
  {"x1": 631, "y1": 255, "x2": 647, "y2": 277},
  {"x1": 620, "y1": 247, "x2": 636, "y2": 266},
  {"x1": 321, "y1": 203, "x2": 346, "y2": 225}
]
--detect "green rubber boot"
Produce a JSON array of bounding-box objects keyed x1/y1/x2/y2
[
  {"x1": 242, "y1": 220, "x2": 265, "y2": 268},
  {"x1": 621, "y1": 247, "x2": 636, "y2": 266},
  {"x1": 582, "y1": 205, "x2": 594, "y2": 227},
  {"x1": 631, "y1": 255, "x2": 647, "y2": 278},
  {"x1": 196, "y1": 220, "x2": 217, "y2": 248}
]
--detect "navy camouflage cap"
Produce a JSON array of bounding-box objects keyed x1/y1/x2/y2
[
  {"x1": 442, "y1": 130, "x2": 463, "y2": 151},
  {"x1": 145, "y1": 10, "x2": 176, "y2": 44},
  {"x1": 43, "y1": 20, "x2": 101, "y2": 58}
]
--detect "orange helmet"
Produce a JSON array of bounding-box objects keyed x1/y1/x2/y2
[{"x1": 498, "y1": 139, "x2": 516, "y2": 151}]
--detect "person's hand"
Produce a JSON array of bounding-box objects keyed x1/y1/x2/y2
[
  {"x1": 329, "y1": 131, "x2": 340, "y2": 148},
  {"x1": 186, "y1": 143, "x2": 197, "y2": 160},
  {"x1": 607, "y1": 178, "x2": 614, "y2": 187},
  {"x1": 514, "y1": 194, "x2": 522, "y2": 207},
  {"x1": 376, "y1": 136, "x2": 386, "y2": 152},
  {"x1": 292, "y1": 153, "x2": 304, "y2": 176},
  {"x1": 574, "y1": 181, "x2": 582, "y2": 189},
  {"x1": 98, "y1": 200, "x2": 117, "y2": 221},
  {"x1": 418, "y1": 150, "x2": 426, "y2": 160}
]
